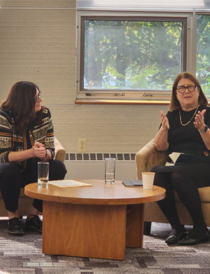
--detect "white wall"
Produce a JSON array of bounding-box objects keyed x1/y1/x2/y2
[
  {"x1": 64, "y1": 160, "x2": 137, "y2": 181},
  {"x1": 0, "y1": 0, "x2": 169, "y2": 155}
]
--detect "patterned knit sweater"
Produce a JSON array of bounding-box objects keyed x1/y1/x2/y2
[{"x1": 0, "y1": 107, "x2": 55, "y2": 171}]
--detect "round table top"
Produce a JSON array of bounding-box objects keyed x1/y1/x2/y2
[{"x1": 24, "y1": 180, "x2": 166, "y2": 205}]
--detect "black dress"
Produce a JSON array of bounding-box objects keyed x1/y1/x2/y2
[{"x1": 152, "y1": 104, "x2": 210, "y2": 187}]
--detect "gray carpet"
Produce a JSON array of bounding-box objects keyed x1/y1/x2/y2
[{"x1": 0, "y1": 220, "x2": 210, "y2": 274}]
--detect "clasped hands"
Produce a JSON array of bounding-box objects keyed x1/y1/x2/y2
[
  {"x1": 160, "y1": 109, "x2": 206, "y2": 132},
  {"x1": 33, "y1": 142, "x2": 46, "y2": 159}
]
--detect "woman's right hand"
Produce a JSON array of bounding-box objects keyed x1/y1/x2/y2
[
  {"x1": 154, "y1": 110, "x2": 169, "y2": 151},
  {"x1": 160, "y1": 110, "x2": 170, "y2": 131}
]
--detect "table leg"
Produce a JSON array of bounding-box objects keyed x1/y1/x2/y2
[
  {"x1": 126, "y1": 204, "x2": 144, "y2": 247},
  {"x1": 42, "y1": 201, "x2": 127, "y2": 260}
]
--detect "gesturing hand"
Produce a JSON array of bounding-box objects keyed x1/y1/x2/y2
[
  {"x1": 160, "y1": 110, "x2": 170, "y2": 131},
  {"x1": 194, "y1": 109, "x2": 206, "y2": 131}
]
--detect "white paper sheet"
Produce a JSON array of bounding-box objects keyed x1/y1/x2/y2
[{"x1": 48, "y1": 180, "x2": 92, "y2": 188}]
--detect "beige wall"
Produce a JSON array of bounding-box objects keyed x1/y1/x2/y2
[{"x1": 0, "y1": 0, "x2": 169, "y2": 153}]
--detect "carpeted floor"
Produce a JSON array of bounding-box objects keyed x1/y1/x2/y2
[{"x1": 0, "y1": 220, "x2": 210, "y2": 274}]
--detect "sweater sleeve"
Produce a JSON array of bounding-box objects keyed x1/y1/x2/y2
[
  {"x1": 43, "y1": 108, "x2": 55, "y2": 158},
  {"x1": 0, "y1": 109, "x2": 13, "y2": 162}
]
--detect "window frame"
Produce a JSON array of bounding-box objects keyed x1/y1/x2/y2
[{"x1": 76, "y1": 11, "x2": 194, "y2": 104}]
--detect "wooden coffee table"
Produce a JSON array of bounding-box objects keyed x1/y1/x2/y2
[{"x1": 24, "y1": 180, "x2": 165, "y2": 260}]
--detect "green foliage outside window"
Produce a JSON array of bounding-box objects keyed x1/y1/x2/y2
[
  {"x1": 83, "y1": 20, "x2": 183, "y2": 91},
  {"x1": 80, "y1": 14, "x2": 210, "y2": 100},
  {"x1": 197, "y1": 15, "x2": 210, "y2": 97}
]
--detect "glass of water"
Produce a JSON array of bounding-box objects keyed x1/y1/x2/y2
[
  {"x1": 38, "y1": 162, "x2": 49, "y2": 187},
  {"x1": 105, "y1": 158, "x2": 116, "y2": 184}
]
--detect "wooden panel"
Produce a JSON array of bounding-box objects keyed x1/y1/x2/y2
[
  {"x1": 42, "y1": 201, "x2": 126, "y2": 260},
  {"x1": 126, "y1": 204, "x2": 144, "y2": 247}
]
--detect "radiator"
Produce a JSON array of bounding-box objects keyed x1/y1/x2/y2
[{"x1": 64, "y1": 152, "x2": 137, "y2": 181}]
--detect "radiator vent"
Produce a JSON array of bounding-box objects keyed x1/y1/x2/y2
[
  {"x1": 65, "y1": 153, "x2": 136, "y2": 161},
  {"x1": 64, "y1": 153, "x2": 137, "y2": 180}
]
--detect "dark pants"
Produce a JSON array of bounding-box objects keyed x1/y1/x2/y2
[
  {"x1": 0, "y1": 159, "x2": 67, "y2": 213},
  {"x1": 152, "y1": 171, "x2": 208, "y2": 237}
]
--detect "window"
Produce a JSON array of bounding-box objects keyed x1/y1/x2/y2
[
  {"x1": 196, "y1": 14, "x2": 210, "y2": 97},
  {"x1": 76, "y1": 11, "x2": 193, "y2": 104}
]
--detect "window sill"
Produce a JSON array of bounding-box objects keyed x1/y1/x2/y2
[{"x1": 75, "y1": 99, "x2": 170, "y2": 105}]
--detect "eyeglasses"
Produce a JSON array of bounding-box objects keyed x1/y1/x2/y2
[
  {"x1": 35, "y1": 94, "x2": 41, "y2": 102},
  {"x1": 176, "y1": 85, "x2": 197, "y2": 94}
]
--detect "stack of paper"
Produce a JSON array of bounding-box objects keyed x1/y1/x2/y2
[{"x1": 48, "y1": 180, "x2": 92, "y2": 188}]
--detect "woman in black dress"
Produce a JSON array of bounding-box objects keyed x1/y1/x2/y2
[{"x1": 152, "y1": 72, "x2": 210, "y2": 245}]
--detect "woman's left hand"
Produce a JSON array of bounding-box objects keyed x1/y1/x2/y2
[
  {"x1": 33, "y1": 142, "x2": 46, "y2": 159},
  {"x1": 194, "y1": 109, "x2": 206, "y2": 131}
]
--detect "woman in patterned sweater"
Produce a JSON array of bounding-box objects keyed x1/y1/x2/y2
[{"x1": 0, "y1": 81, "x2": 67, "y2": 236}]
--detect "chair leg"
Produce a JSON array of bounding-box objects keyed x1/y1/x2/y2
[{"x1": 144, "y1": 222, "x2": 152, "y2": 235}]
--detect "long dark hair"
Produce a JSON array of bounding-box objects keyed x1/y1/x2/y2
[
  {"x1": 169, "y1": 72, "x2": 208, "y2": 111},
  {"x1": 0, "y1": 81, "x2": 43, "y2": 135}
]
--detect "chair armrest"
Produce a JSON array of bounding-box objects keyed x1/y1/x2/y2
[
  {"x1": 54, "y1": 137, "x2": 66, "y2": 162},
  {"x1": 135, "y1": 138, "x2": 168, "y2": 179}
]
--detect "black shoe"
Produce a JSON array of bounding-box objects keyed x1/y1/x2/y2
[
  {"x1": 165, "y1": 230, "x2": 188, "y2": 245},
  {"x1": 25, "y1": 215, "x2": 42, "y2": 233},
  {"x1": 178, "y1": 232, "x2": 210, "y2": 245},
  {"x1": 8, "y1": 217, "x2": 24, "y2": 236}
]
